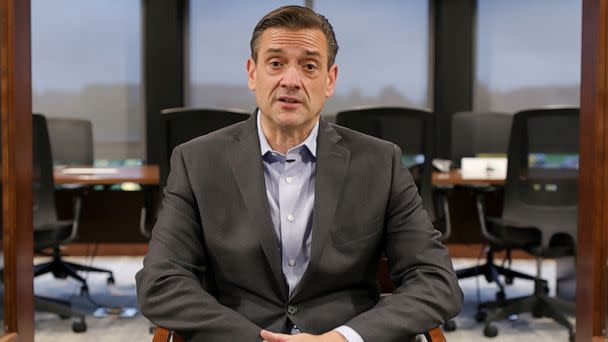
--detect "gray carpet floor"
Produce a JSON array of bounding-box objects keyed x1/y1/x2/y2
[{"x1": 25, "y1": 256, "x2": 574, "y2": 341}]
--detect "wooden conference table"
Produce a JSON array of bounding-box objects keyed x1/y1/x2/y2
[
  {"x1": 54, "y1": 165, "x2": 160, "y2": 185},
  {"x1": 432, "y1": 170, "x2": 505, "y2": 186},
  {"x1": 54, "y1": 165, "x2": 504, "y2": 187},
  {"x1": 53, "y1": 165, "x2": 506, "y2": 259}
]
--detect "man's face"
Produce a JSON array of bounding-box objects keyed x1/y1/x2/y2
[{"x1": 247, "y1": 28, "x2": 338, "y2": 131}]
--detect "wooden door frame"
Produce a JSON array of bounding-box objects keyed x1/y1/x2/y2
[
  {"x1": 0, "y1": 0, "x2": 34, "y2": 341},
  {"x1": 578, "y1": 0, "x2": 608, "y2": 340}
]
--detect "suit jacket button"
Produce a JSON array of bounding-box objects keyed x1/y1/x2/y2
[{"x1": 287, "y1": 305, "x2": 297, "y2": 315}]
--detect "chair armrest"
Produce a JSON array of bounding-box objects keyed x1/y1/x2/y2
[
  {"x1": 424, "y1": 326, "x2": 447, "y2": 342},
  {"x1": 153, "y1": 326, "x2": 446, "y2": 342},
  {"x1": 152, "y1": 327, "x2": 184, "y2": 342}
]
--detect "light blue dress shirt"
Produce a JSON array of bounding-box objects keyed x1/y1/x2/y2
[{"x1": 257, "y1": 113, "x2": 364, "y2": 342}]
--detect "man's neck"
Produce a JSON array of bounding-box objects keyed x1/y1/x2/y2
[{"x1": 260, "y1": 117, "x2": 318, "y2": 155}]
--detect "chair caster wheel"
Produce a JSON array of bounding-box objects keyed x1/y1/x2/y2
[
  {"x1": 505, "y1": 276, "x2": 514, "y2": 285},
  {"x1": 72, "y1": 319, "x2": 87, "y2": 333},
  {"x1": 495, "y1": 291, "x2": 506, "y2": 301},
  {"x1": 484, "y1": 324, "x2": 498, "y2": 338},
  {"x1": 443, "y1": 320, "x2": 456, "y2": 332},
  {"x1": 475, "y1": 311, "x2": 487, "y2": 322},
  {"x1": 107, "y1": 276, "x2": 115, "y2": 285}
]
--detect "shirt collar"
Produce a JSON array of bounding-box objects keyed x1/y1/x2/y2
[{"x1": 256, "y1": 110, "x2": 318, "y2": 158}]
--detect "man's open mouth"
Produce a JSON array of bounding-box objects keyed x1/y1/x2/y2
[{"x1": 278, "y1": 96, "x2": 302, "y2": 104}]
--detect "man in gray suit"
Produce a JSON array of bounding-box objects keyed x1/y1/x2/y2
[{"x1": 136, "y1": 5, "x2": 462, "y2": 342}]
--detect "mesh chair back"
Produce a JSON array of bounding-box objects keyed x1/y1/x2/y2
[
  {"x1": 502, "y1": 107, "x2": 579, "y2": 251},
  {"x1": 33, "y1": 114, "x2": 59, "y2": 230},
  {"x1": 159, "y1": 108, "x2": 250, "y2": 187},
  {"x1": 336, "y1": 107, "x2": 435, "y2": 220},
  {"x1": 451, "y1": 112, "x2": 512, "y2": 167},
  {"x1": 46, "y1": 118, "x2": 94, "y2": 165}
]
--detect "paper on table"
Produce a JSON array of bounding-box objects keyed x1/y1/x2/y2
[
  {"x1": 460, "y1": 157, "x2": 507, "y2": 179},
  {"x1": 61, "y1": 168, "x2": 119, "y2": 175}
]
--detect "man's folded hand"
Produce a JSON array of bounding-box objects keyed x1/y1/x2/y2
[{"x1": 260, "y1": 329, "x2": 347, "y2": 342}]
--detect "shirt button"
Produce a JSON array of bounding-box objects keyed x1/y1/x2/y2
[
  {"x1": 287, "y1": 305, "x2": 297, "y2": 315},
  {"x1": 288, "y1": 258, "x2": 296, "y2": 266},
  {"x1": 285, "y1": 176, "x2": 293, "y2": 183},
  {"x1": 287, "y1": 214, "x2": 295, "y2": 222}
]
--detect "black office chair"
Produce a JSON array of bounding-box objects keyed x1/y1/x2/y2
[
  {"x1": 450, "y1": 111, "x2": 512, "y2": 167},
  {"x1": 140, "y1": 108, "x2": 250, "y2": 238},
  {"x1": 476, "y1": 107, "x2": 578, "y2": 341},
  {"x1": 46, "y1": 117, "x2": 94, "y2": 166},
  {"x1": 21, "y1": 114, "x2": 101, "y2": 332},
  {"x1": 31, "y1": 114, "x2": 115, "y2": 294},
  {"x1": 335, "y1": 106, "x2": 451, "y2": 241},
  {"x1": 45, "y1": 117, "x2": 97, "y2": 204},
  {"x1": 447, "y1": 112, "x2": 538, "y2": 320}
]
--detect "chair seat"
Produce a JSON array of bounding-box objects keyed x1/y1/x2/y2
[
  {"x1": 527, "y1": 236, "x2": 575, "y2": 258},
  {"x1": 34, "y1": 221, "x2": 73, "y2": 251},
  {"x1": 486, "y1": 217, "x2": 541, "y2": 249}
]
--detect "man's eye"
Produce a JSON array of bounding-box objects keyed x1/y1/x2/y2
[
  {"x1": 269, "y1": 61, "x2": 282, "y2": 68},
  {"x1": 303, "y1": 63, "x2": 317, "y2": 71}
]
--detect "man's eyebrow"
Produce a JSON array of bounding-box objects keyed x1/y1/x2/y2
[
  {"x1": 266, "y1": 48, "x2": 284, "y2": 54},
  {"x1": 264, "y1": 48, "x2": 321, "y2": 58}
]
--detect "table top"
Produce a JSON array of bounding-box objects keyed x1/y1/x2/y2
[
  {"x1": 54, "y1": 165, "x2": 504, "y2": 187},
  {"x1": 54, "y1": 165, "x2": 160, "y2": 185},
  {"x1": 432, "y1": 169, "x2": 505, "y2": 186}
]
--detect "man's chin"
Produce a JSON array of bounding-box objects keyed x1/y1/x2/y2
[
  {"x1": 274, "y1": 113, "x2": 305, "y2": 127},
  {"x1": 262, "y1": 109, "x2": 318, "y2": 131}
]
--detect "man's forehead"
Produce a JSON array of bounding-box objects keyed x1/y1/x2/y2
[{"x1": 260, "y1": 28, "x2": 327, "y2": 55}]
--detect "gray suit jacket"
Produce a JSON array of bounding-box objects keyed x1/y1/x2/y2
[{"x1": 136, "y1": 113, "x2": 462, "y2": 342}]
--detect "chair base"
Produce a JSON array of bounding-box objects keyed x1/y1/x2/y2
[
  {"x1": 34, "y1": 252, "x2": 115, "y2": 292},
  {"x1": 444, "y1": 248, "x2": 548, "y2": 333},
  {"x1": 482, "y1": 274, "x2": 575, "y2": 341},
  {"x1": 456, "y1": 248, "x2": 547, "y2": 298},
  {"x1": 35, "y1": 295, "x2": 87, "y2": 333}
]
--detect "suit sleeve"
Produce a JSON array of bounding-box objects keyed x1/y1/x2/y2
[
  {"x1": 135, "y1": 146, "x2": 263, "y2": 342},
  {"x1": 345, "y1": 144, "x2": 463, "y2": 341}
]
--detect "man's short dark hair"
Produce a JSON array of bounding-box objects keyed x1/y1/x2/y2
[{"x1": 250, "y1": 5, "x2": 339, "y2": 69}]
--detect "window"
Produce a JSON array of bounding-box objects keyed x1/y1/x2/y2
[
  {"x1": 187, "y1": 1, "x2": 430, "y2": 117},
  {"x1": 188, "y1": 1, "x2": 303, "y2": 111},
  {"x1": 315, "y1": 0, "x2": 431, "y2": 115},
  {"x1": 32, "y1": 0, "x2": 142, "y2": 161},
  {"x1": 474, "y1": 0, "x2": 582, "y2": 112}
]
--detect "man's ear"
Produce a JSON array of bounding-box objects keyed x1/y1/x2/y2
[
  {"x1": 325, "y1": 64, "x2": 338, "y2": 97},
  {"x1": 246, "y1": 58, "x2": 256, "y2": 91}
]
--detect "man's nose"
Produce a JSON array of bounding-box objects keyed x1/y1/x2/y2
[{"x1": 279, "y1": 66, "x2": 301, "y2": 90}]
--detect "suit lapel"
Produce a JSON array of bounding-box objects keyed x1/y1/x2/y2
[
  {"x1": 291, "y1": 119, "x2": 351, "y2": 299},
  {"x1": 227, "y1": 113, "x2": 288, "y2": 300}
]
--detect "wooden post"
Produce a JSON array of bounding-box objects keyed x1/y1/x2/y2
[
  {"x1": 577, "y1": 0, "x2": 608, "y2": 340},
  {"x1": 0, "y1": 0, "x2": 34, "y2": 340}
]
